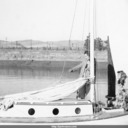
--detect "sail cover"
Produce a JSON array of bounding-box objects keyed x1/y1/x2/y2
[{"x1": 107, "y1": 36, "x2": 116, "y2": 98}]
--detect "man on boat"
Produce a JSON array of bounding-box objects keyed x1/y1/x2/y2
[{"x1": 69, "y1": 51, "x2": 90, "y2": 99}]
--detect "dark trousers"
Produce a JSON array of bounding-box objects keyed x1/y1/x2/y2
[{"x1": 77, "y1": 82, "x2": 90, "y2": 99}]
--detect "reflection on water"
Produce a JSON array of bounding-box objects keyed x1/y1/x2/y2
[
  {"x1": 0, "y1": 61, "x2": 108, "y2": 104},
  {"x1": 0, "y1": 66, "x2": 79, "y2": 96}
]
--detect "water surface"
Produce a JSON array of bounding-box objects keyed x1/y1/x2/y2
[
  {"x1": 0, "y1": 66, "x2": 79, "y2": 96},
  {"x1": 0, "y1": 61, "x2": 108, "y2": 104}
]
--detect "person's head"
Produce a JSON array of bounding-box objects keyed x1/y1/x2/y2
[
  {"x1": 117, "y1": 70, "x2": 123, "y2": 74},
  {"x1": 84, "y1": 51, "x2": 88, "y2": 55},
  {"x1": 117, "y1": 71, "x2": 123, "y2": 80},
  {"x1": 84, "y1": 50, "x2": 90, "y2": 58},
  {"x1": 81, "y1": 51, "x2": 89, "y2": 61},
  {"x1": 117, "y1": 70, "x2": 127, "y2": 86}
]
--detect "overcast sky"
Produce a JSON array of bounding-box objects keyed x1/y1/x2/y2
[{"x1": 0, "y1": 0, "x2": 128, "y2": 74}]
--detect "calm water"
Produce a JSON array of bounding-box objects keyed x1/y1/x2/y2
[
  {"x1": 0, "y1": 62, "x2": 108, "y2": 104},
  {"x1": 0, "y1": 66, "x2": 79, "y2": 96}
]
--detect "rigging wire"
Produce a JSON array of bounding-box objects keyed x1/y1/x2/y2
[
  {"x1": 88, "y1": 0, "x2": 91, "y2": 35},
  {"x1": 94, "y1": 0, "x2": 97, "y2": 39},
  {"x1": 57, "y1": 0, "x2": 79, "y2": 83},
  {"x1": 57, "y1": 0, "x2": 94, "y2": 84},
  {"x1": 82, "y1": 0, "x2": 87, "y2": 41},
  {"x1": 58, "y1": 60, "x2": 66, "y2": 83},
  {"x1": 69, "y1": 0, "x2": 78, "y2": 48}
]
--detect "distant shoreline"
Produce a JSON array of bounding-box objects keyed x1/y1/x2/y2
[{"x1": 0, "y1": 48, "x2": 107, "y2": 62}]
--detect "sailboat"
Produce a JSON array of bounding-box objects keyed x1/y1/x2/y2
[{"x1": 0, "y1": 0, "x2": 128, "y2": 125}]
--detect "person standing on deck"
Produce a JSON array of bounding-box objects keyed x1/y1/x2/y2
[
  {"x1": 117, "y1": 70, "x2": 127, "y2": 86},
  {"x1": 115, "y1": 70, "x2": 128, "y2": 109},
  {"x1": 69, "y1": 51, "x2": 90, "y2": 99}
]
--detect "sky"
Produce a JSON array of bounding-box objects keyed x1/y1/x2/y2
[{"x1": 0, "y1": 0, "x2": 128, "y2": 74}]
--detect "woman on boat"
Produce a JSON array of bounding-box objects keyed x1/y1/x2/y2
[
  {"x1": 69, "y1": 51, "x2": 90, "y2": 99},
  {"x1": 117, "y1": 70, "x2": 127, "y2": 86},
  {"x1": 115, "y1": 71, "x2": 128, "y2": 110}
]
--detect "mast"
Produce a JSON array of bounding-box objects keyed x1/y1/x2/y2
[{"x1": 90, "y1": 0, "x2": 95, "y2": 102}]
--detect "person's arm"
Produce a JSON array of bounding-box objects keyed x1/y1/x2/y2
[{"x1": 69, "y1": 63, "x2": 83, "y2": 72}]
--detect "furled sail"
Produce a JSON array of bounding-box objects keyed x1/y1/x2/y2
[{"x1": 0, "y1": 77, "x2": 89, "y2": 110}]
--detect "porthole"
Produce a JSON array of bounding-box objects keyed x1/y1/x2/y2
[
  {"x1": 28, "y1": 108, "x2": 35, "y2": 115},
  {"x1": 75, "y1": 107, "x2": 81, "y2": 114},
  {"x1": 53, "y1": 108, "x2": 59, "y2": 115}
]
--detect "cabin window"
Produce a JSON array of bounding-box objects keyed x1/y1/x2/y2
[
  {"x1": 53, "y1": 108, "x2": 59, "y2": 115},
  {"x1": 75, "y1": 107, "x2": 81, "y2": 114},
  {"x1": 28, "y1": 108, "x2": 35, "y2": 115}
]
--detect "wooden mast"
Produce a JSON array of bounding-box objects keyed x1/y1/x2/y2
[{"x1": 90, "y1": 0, "x2": 95, "y2": 102}]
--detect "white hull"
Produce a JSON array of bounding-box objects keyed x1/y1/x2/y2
[
  {"x1": 0, "y1": 112, "x2": 128, "y2": 125},
  {"x1": 0, "y1": 113, "x2": 128, "y2": 125},
  {"x1": 0, "y1": 99, "x2": 128, "y2": 125},
  {"x1": 43, "y1": 115, "x2": 128, "y2": 125},
  {"x1": 0, "y1": 100, "x2": 93, "y2": 122}
]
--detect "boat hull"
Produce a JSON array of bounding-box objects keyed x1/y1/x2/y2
[
  {"x1": 0, "y1": 111, "x2": 128, "y2": 125},
  {"x1": 0, "y1": 100, "x2": 94, "y2": 123},
  {"x1": 0, "y1": 100, "x2": 128, "y2": 125}
]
